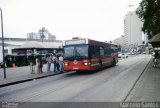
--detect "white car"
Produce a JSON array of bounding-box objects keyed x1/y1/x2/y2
[
  {"x1": 121, "y1": 53, "x2": 128, "y2": 58},
  {"x1": 118, "y1": 53, "x2": 122, "y2": 58}
]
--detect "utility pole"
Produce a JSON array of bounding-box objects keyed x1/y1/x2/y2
[{"x1": 0, "y1": 8, "x2": 6, "y2": 78}]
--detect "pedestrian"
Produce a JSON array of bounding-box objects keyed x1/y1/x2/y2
[
  {"x1": 153, "y1": 50, "x2": 159, "y2": 67},
  {"x1": 59, "y1": 55, "x2": 63, "y2": 72},
  {"x1": 46, "y1": 55, "x2": 52, "y2": 72},
  {"x1": 52, "y1": 54, "x2": 57, "y2": 73},
  {"x1": 39, "y1": 57, "x2": 43, "y2": 73},
  {"x1": 29, "y1": 55, "x2": 35, "y2": 74},
  {"x1": 30, "y1": 59, "x2": 34, "y2": 74},
  {"x1": 154, "y1": 50, "x2": 159, "y2": 59},
  {"x1": 35, "y1": 56, "x2": 40, "y2": 74},
  {"x1": 56, "y1": 55, "x2": 60, "y2": 72}
]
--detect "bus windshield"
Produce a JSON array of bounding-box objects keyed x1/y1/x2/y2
[{"x1": 64, "y1": 45, "x2": 89, "y2": 60}]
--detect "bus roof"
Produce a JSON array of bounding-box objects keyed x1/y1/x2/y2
[{"x1": 64, "y1": 38, "x2": 117, "y2": 47}]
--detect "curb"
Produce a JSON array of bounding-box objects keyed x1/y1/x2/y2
[{"x1": 0, "y1": 72, "x2": 64, "y2": 88}]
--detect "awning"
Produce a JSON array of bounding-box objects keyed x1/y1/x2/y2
[
  {"x1": 149, "y1": 33, "x2": 160, "y2": 47},
  {"x1": 19, "y1": 41, "x2": 62, "y2": 49}
]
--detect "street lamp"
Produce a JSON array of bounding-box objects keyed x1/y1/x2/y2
[
  {"x1": 0, "y1": 8, "x2": 6, "y2": 78},
  {"x1": 39, "y1": 27, "x2": 46, "y2": 42}
]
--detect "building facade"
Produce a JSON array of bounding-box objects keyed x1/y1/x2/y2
[
  {"x1": 124, "y1": 11, "x2": 143, "y2": 49},
  {"x1": 27, "y1": 27, "x2": 56, "y2": 41},
  {"x1": 113, "y1": 35, "x2": 126, "y2": 48}
]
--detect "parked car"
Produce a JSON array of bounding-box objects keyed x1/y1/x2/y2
[
  {"x1": 118, "y1": 53, "x2": 122, "y2": 58},
  {"x1": 142, "y1": 51, "x2": 146, "y2": 54},
  {"x1": 121, "y1": 53, "x2": 128, "y2": 58}
]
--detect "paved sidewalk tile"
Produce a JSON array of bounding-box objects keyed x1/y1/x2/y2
[{"x1": 126, "y1": 57, "x2": 160, "y2": 102}]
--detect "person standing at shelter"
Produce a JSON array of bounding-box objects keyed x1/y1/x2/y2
[
  {"x1": 35, "y1": 56, "x2": 40, "y2": 74},
  {"x1": 59, "y1": 55, "x2": 63, "y2": 72},
  {"x1": 56, "y1": 55, "x2": 60, "y2": 72},
  {"x1": 46, "y1": 55, "x2": 52, "y2": 72},
  {"x1": 30, "y1": 57, "x2": 35, "y2": 74},
  {"x1": 52, "y1": 54, "x2": 57, "y2": 73},
  {"x1": 39, "y1": 57, "x2": 43, "y2": 73}
]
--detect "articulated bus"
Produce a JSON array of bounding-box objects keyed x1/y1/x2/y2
[{"x1": 63, "y1": 38, "x2": 118, "y2": 72}]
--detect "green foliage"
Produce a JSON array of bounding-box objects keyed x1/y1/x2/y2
[{"x1": 136, "y1": 0, "x2": 160, "y2": 39}]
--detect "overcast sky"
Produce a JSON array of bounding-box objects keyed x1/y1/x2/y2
[{"x1": 0, "y1": 0, "x2": 142, "y2": 41}]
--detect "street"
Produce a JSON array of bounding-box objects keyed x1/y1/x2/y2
[{"x1": 0, "y1": 55, "x2": 150, "y2": 102}]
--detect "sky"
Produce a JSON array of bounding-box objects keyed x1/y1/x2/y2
[{"x1": 0, "y1": 0, "x2": 142, "y2": 42}]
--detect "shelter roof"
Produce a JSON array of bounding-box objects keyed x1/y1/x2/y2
[
  {"x1": 18, "y1": 41, "x2": 62, "y2": 49},
  {"x1": 149, "y1": 33, "x2": 160, "y2": 47}
]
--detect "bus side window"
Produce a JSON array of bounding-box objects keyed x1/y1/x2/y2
[
  {"x1": 90, "y1": 45, "x2": 100, "y2": 57},
  {"x1": 90, "y1": 45, "x2": 96, "y2": 57},
  {"x1": 95, "y1": 46, "x2": 100, "y2": 56},
  {"x1": 105, "y1": 46, "x2": 111, "y2": 56},
  {"x1": 100, "y1": 47, "x2": 104, "y2": 56}
]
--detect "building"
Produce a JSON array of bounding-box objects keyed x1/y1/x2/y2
[
  {"x1": 27, "y1": 27, "x2": 56, "y2": 41},
  {"x1": 113, "y1": 35, "x2": 126, "y2": 48},
  {"x1": 124, "y1": 11, "x2": 143, "y2": 49}
]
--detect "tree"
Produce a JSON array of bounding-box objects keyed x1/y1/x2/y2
[{"x1": 136, "y1": 0, "x2": 160, "y2": 39}]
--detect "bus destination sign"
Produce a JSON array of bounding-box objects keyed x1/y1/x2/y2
[{"x1": 65, "y1": 39, "x2": 86, "y2": 45}]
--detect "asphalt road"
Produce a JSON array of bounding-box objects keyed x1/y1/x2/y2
[{"x1": 0, "y1": 55, "x2": 150, "y2": 102}]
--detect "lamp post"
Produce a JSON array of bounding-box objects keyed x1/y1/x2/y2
[
  {"x1": 0, "y1": 8, "x2": 6, "y2": 78},
  {"x1": 39, "y1": 27, "x2": 45, "y2": 42}
]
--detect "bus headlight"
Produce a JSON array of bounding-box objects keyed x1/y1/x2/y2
[
  {"x1": 64, "y1": 63, "x2": 69, "y2": 66},
  {"x1": 83, "y1": 62, "x2": 91, "y2": 66}
]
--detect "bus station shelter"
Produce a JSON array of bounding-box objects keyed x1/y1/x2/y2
[
  {"x1": 13, "y1": 41, "x2": 63, "y2": 54},
  {"x1": 149, "y1": 33, "x2": 160, "y2": 48},
  {"x1": 5, "y1": 41, "x2": 63, "y2": 67}
]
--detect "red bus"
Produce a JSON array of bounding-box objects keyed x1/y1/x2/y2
[{"x1": 63, "y1": 38, "x2": 118, "y2": 72}]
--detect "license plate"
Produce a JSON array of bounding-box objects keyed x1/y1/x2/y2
[{"x1": 73, "y1": 67, "x2": 79, "y2": 70}]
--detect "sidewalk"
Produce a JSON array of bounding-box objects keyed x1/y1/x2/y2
[
  {"x1": 0, "y1": 64, "x2": 63, "y2": 87},
  {"x1": 126, "y1": 56, "x2": 160, "y2": 101}
]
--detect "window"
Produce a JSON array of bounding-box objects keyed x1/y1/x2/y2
[
  {"x1": 75, "y1": 45, "x2": 88, "y2": 58},
  {"x1": 105, "y1": 46, "x2": 111, "y2": 56},
  {"x1": 64, "y1": 46, "x2": 74, "y2": 58},
  {"x1": 64, "y1": 45, "x2": 89, "y2": 60},
  {"x1": 100, "y1": 47, "x2": 104, "y2": 56},
  {"x1": 91, "y1": 46, "x2": 100, "y2": 56}
]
